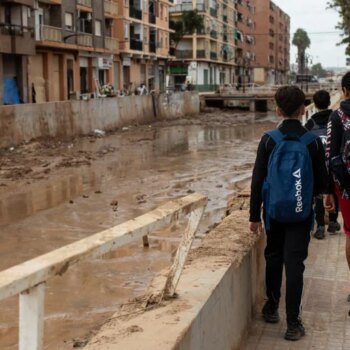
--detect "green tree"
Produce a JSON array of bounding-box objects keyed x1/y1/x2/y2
[
  {"x1": 311, "y1": 63, "x2": 327, "y2": 77},
  {"x1": 170, "y1": 10, "x2": 204, "y2": 49},
  {"x1": 292, "y1": 28, "x2": 311, "y2": 74},
  {"x1": 328, "y1": 0, "x2": 350, "y2": 55}
]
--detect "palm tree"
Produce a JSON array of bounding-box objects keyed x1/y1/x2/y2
[{"x1": 292, "y1": 29, "x2": 311, "y2": 74}]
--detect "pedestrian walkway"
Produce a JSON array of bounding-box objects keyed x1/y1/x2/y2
[{"x1": 244, "y1": 231, "x2": 350, "y2": 349}]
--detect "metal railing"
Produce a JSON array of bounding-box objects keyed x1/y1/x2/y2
[
  {"x1": 105, "y1": 36, "x2": 119, "y2": 51},
  {"x1": 77, "y1": 33, "x2": 93, "y2": 46},
  {"x1": 0, "y1": 193, "x2": 207, "y2": 350},
  {"x1": 77, "y1": 0, "x2": 92, "y2": 7},
  {"x1": 0, "y1": 23, "x2": 34, "y2": 37},
  {"x1": 175, "y1": 49, "x2": 193, "y2": 59},
  {"x1": 169, "y1": 3, "x2": 205, "y2": 12},
  {"x1": 40, "y1": 25, "x2": 62, "y2": 42},
  {"x1": 104, "y1": 0, "x2": 118, "y2": 16}
]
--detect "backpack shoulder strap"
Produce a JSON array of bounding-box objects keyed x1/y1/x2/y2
[
  {"x1": 300, "y1": 131, "x2": 318, "y2": 146},
  {"x1": 265, "y1": 129, "x2": 284, "y2": 145}
]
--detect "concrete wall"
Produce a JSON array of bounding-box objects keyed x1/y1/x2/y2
[
  {"x1": 85, "y1": 208, "x2": 266, "y2": 350},
  {"x1": 0, "y1": 92, "x2": 199, "y2": 148}
]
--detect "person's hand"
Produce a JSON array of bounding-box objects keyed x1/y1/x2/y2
[
  {"x1": 249, "y1": 222, "x2": 263, "y2": 235},
  {"x1": 324, "y1": 194, "x2": 336, "y2": 213}
]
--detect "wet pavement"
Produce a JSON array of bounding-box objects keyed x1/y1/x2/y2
[{"x1": 0, "y1": 110, "x2": 278, "y2": 349}]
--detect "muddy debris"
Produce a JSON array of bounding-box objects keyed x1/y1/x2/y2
[
  {"x1": 83, "y1": 195, "x2": 89, "y2": 199},
  {"x1": 95, "y1": 190, "x2": 102, "y2": 194},
  {"x1": 186, "y1": 189, "x2": 195, "y2": 194},
  {"x1": 126, "y1": 325, "x2": 143, "y2": 333}
]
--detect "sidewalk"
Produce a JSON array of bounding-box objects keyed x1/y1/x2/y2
[{"x1": 244, "y1": 231, "x2": 350, "y2": 350}]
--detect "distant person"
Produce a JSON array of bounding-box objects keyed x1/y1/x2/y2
[
  {"x1": 305, "y1": 90, "x2": 340, "y2": 239},
  {"x1": 137, "y1": 83, "x2": 148, "y2": 95},
  {"x1": 250, "y1": 86, "x2": 327, "y2": 341},
  {"x1": 324, "y1": 71, "x2": 350, "y2": 310},
  {"x1": 185, "y1": 80, "x2": 193, "y2": 91}
]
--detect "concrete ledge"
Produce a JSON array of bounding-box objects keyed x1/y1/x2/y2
[
  {"x1": 0, "y1": 92, "x2": 200, "y2": 148},
  {"x1": 85, "y1": 205, "x2": 265, "y2": 350}
]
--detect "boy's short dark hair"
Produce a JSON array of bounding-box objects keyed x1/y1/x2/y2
[
  {"x1": 275, "y1": 86, "x2": 305, "y2": 117},
  {"x1": 313, "y1": 90, "x2": 330, "y2": 110},
  {"x1": 342, "y1": 71, "x2": 350, "y2": 91}
]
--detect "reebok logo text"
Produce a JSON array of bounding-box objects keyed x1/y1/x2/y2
[{"x1": 293, "y1": 169, "x2": 303, "y2": 213}]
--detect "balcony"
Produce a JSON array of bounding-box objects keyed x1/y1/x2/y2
[
  {"x1": 210, "y1": 51, "x2": 218, "y2": 60},
  {"x1": 77, "y1": 0, "x2": 91, "y2": 7},
  {"x1": 77, "y1": 33, "x2": 93, "y2": 46},
  {"x1": 175, "y1": 50, "x2": 193, "y2": 59},
  {"x1": 223, "y1": 15, "x2": 228, "y2": 23},
  {"x1": 196, "y1": 50, "x2": 207, "y2": 59},
  {"x1": 130, "y1": 7, "x2": 142, "y2": 20},
  {"x1": 130, "y1": 38, "x2": 143, "y2": 51},
  {"x1": 149, "y1": 41, "x2": 156, "y2": 53},
  {"x1": 40, "y1": 25, "x2": 62, "y2": 42},
  {"x1": 104, "y1": 0, "x2": 118, "y2": 16},
  {"x1": 169, "y1": 3, "x2": 205, "y2": 13},
  {"x1": 3, "y1": 0, "x2": 34, "y2": 6},
  {"x1": 210, "y1": 30, "x2": 218, "y2": 39},
  {"x1": 0, "y1": 23, "x2": 35, "y2": 55},
  {"x1": 149, "y1": 12, "x2": 156, "y2": 24},
  {"x1": 210, "y1": 8, "x2": 217, "y2": 17},
  {"x1": 105, "y1": 36, "x2": 119, "y2": 51}
]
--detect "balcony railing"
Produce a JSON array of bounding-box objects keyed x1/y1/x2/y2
[
  {"x1": 170, "y1": 3, "x2": 205, "y2": 13},
  {"x1": 130, "y1": 6, "x2": 142, "y2": 20},
  {"x1": 210, "y1": 51, "x2": 218, "y2": 60},
  {"x1": 0, "y1": 23, "x2": 34, "y2": 37},
  {"x1": 149, "y1": 41, "x2": 156, "y2": 53},
  {"x1": 175, "y1": 50, "x2": 193, "y2": 59},
  {"x1": 77, "y1": 0, "x2": 92, "y2": 7},
  {"x1": 149, "y1": 12, "x2": 156, "y2": 24},
  {"x1": 77, "y1": 33, "x2": 93, "y2": 46},
  {"x1": 40, "y1": 25, "x2": 62, "y2": 42},
  {"x1": 130, "y1": 38, "x2": 143, "y2": 51},
  {"x1": 104, "y1": 0, "x2": 118, "y2": 16},
  {"x1": 105, "y1": 36, "x2": 119, "y2": 51}
]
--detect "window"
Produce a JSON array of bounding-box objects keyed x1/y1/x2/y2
[
  {"x1": 95, "y1": 20, "x2": 102, "y2": 36},
  {"x1": 65, "y1": 12, "x2": 73, "y2": 31}
]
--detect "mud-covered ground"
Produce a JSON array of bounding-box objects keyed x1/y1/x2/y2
[{"x1": 0, "y1": 109, "x2": 278, "y2": 349}]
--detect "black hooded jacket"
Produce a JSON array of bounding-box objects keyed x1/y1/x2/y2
[
  {"x1": 325, "y1": 99, "x2": 350, "y2": 194},
  {"x1": 305, "y1": 109, "x2": 332, "y2": 131}
]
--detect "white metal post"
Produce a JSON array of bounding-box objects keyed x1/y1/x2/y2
[{"x1": 19, "y1": 283, "x2": 45, "y2": 350}]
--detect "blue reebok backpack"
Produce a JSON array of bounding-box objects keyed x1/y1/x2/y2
[{"x1": 263, "y1": 129, "x2": 317, "y2": 229}]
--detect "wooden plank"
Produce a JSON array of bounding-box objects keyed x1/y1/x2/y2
[
  {"x1": 19, "y1": 283, "x2": 45, "y2": 350},
  {"x1": 163, "y1": 205, "x2": 206, "y2": 297},
  {"x1": 0, "y1": 193, "x2": 207, "y2": 301}
]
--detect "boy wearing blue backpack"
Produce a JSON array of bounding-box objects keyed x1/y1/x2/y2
[{"x1": 249, "y1": 86, "x2": 328, "y2": 341}]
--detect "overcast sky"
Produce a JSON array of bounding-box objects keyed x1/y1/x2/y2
[{"x1": 273, "y1": 0, "x2": 347, "y2": 68}]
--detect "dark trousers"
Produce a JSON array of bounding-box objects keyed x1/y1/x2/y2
[
  {"x1": 264, "y1": 215, "x2": 312, "y2": 324},
  {"x1": 314, "y1": 195, "x2": 339, "y2": 227}
]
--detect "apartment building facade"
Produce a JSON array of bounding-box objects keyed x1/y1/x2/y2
[
  {"x1": 115, "y1": 0, "x2": 173, "y2": 93},
  {"x1": 170, "y1": 0, "x2": 235, "y2": 91},
  {"x1": 29, "y1": 0, "x2": 119, "y2": 103},
  {"x1": 0, "y1": 0, "x2": 35, "y2": 104},
  {"x1": 234, "y1": 0, "x2": 256, "y2": 87},
  {"x1": 254, "y1": 0, "x2": 290, "y2": 85}
]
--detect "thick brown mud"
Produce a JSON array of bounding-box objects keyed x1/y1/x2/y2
[{"x1": 0, "y1": 110, "x2": 278, "y2": 349}]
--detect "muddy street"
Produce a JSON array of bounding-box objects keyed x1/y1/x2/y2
[{"x1": 0, "y1": 110, "x2": 278, "y2": 349}]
